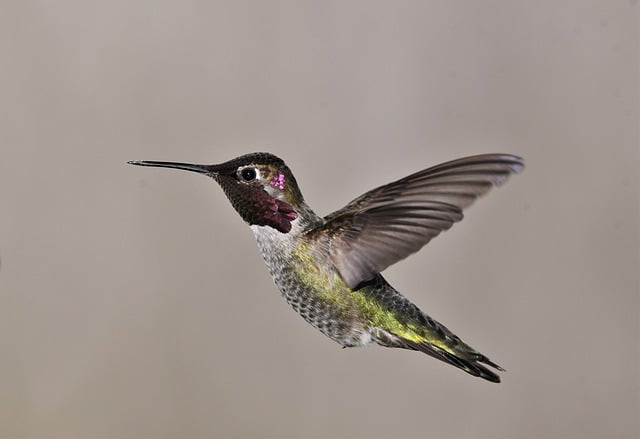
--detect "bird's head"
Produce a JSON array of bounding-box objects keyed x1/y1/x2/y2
[{"x1": 129, "y1": 152, "x2": 304, "y2": 233}]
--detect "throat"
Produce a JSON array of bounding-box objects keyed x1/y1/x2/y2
[
  {"x1": 250, "y1": 206, "x2": 322, "y2": 262},
  {"x1": 250, "y1": 221, "x2": 300, "y2": 253}
]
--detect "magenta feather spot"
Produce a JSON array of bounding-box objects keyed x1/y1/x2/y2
[{"x1": 270, "y1": 172, "x2": 286, "y2": 190}]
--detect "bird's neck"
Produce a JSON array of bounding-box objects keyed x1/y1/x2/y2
[{"x1": 250, "y1": 201, "x2": 322, "y2": 261}]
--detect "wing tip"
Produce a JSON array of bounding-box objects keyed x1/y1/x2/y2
[
  {"x1": 505, "y1": 154, "x2": 525, "y2": 174},
  {"x1": 484, "y1": 154, "x2": 525, "y2": 186}
]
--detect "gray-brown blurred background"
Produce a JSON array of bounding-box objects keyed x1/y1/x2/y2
[{"x1": 1, "y1": 1, "x2": 638, "y2": 438}]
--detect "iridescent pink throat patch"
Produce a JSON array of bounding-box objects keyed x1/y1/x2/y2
[{"x1": 270, "y1": 172, "x2": 286, "y2": 190}]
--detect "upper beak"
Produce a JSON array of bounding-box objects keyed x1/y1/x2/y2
[{"x1": 127, "y1": 161, "x2": 217, "y2": 175}]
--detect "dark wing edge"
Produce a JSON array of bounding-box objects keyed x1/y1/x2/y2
[{"x1": 308, "y1": 154, "x2": 524, "y2": 289}]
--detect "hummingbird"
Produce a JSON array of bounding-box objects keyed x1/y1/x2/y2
[{"x1": 128, "y1": 152, "x2": 523, "y2": 382}]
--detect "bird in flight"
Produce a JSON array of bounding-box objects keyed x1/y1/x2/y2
[{"x1": 129, "y1": 152, "x2": 523, "y2": 382}]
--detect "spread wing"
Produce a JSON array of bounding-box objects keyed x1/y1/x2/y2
[{"x1": 306, "y1": 154, "x2": 524, "y2": 289}]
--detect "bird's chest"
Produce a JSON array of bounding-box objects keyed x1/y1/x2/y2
[
  {"x1": 250, "y1": 224, "x2": 331, "y2": 302},
  {"x1": 250, "y1": 225, "x2": 361, "y2": 342}
]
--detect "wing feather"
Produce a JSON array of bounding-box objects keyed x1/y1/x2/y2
[{"x1": 306, "y1": 154, "x2": 524, "y2": 288}]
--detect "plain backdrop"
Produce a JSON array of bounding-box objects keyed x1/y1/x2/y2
[{"x1": 1, "y1": 1, "x2": 638, "y2": 438}]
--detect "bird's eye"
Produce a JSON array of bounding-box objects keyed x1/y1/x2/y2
[{"x1": 240, "y1": 167, "x2": 257, "y2": 182}]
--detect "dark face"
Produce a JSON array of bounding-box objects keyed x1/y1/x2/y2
[
  {"x1": 129, "y1": 152, "x2": 303, "y2": 233},
  {"x1": 211, "y1": 154, "x2": 303, "y2": 233}
]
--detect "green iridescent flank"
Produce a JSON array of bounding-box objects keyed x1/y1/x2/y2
[
  {"x1": 291, "y1": 243, "x2": 453, "y2": 347},
  {"x1": 347, "y1": 292, "x2": 426, "y2": 343},
  {"x1": 291, "y1": 243, "x2": 350, "y2": 309}
]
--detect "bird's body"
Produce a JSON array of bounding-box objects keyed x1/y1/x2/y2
[
  {"x1": 251, "y1": 220, "x2": 376, "y2": 348},
  {"x1": 129, "y1": 152, "x2": 523, "y2": 382},
  {"x1": 250, "y1": 195, "x2": 504, "y2": 382}
]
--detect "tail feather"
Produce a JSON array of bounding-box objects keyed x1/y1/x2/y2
[
  {"x1": 359, "y1": 275, "x2": 504, "y2": 382},
  {"x1": 404, "y1": 340, "x2": 504, "y2": 383}
]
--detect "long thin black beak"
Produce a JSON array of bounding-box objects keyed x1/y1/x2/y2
[{"x1": 127, "y1": 161, "x2": 214, "y2": 175}]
